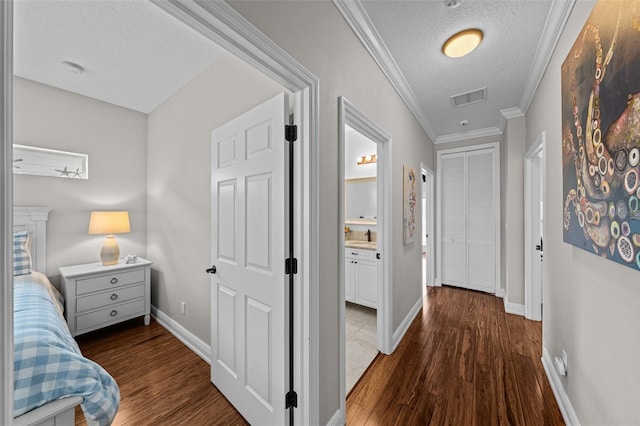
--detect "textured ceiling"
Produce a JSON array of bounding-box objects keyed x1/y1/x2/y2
[
  {"x1": 358, "y1": 0, "x2": 554, "y2": 141},
  {"x1": 14, "y1": 0, "x2": 227, "y2": 113}
]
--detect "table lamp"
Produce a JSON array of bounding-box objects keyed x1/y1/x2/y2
[{"x1": 88, "y1": 211, "x2": 130, "y2": 265}]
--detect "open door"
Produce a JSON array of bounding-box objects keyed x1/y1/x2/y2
[
  {"x1": 210, "y1": 93, "x2": 289, "y2": 424},
  {"x1": 525, "y1": 133, "x2": 544, "y2": 321}
]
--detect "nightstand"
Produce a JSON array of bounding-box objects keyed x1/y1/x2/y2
[{"x1": 59, "y1": 258, "x2": 152, "y2": 336}]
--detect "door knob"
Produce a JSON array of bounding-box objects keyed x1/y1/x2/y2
[{"x1": 206, "y1": 265, "x2": 217, "y2": 274}]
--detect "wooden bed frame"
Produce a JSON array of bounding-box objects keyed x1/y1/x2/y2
[{"x1": 13, "y1": 207, "x2": 82, "y2": 426}]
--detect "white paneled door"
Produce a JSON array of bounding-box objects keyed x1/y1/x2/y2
[
  {"x1": 439, "y1": 144, "x2": 499, "y2": 294},
  {"x1": 210, "y1": 93, "x2": 288, "y2": 424}
]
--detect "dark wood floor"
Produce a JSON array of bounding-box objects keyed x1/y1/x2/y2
[
  {"x1": 347, "y1": 286, "x2": 564, "y2": 425},
  {"x1": 74, "y1": 319, "x2": 247, "y2": 426},
  {"x1": 74, "y1": 285, "x2": 563, "y2": 425}
]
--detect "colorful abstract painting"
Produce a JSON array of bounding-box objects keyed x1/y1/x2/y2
[
  {"x1": 403, "y1": 165, "x2": 416, "y2": 244},
  {"x1": 562, "y1": 0, "x2": 640, "y2": 270}
]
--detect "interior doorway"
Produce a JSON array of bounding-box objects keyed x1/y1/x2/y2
[
  {"x1": 421, "y1": 164, "x2": 434, "y2": 294},
  {"x1": 338, "y1": 97, "x2": 392, "y2": 415},
  {"x1": 525, "y1": 132, "x2": 545, "y2": 321}
]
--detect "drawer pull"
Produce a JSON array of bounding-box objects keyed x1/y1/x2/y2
[
  {"x1": 110, "y1": 277, "x2": 118, "y2": 284},
  {"x1": 110, "y1": 310, "x2": 118, "y2": 317},
  {"x1": 110, "y1": 294, "x2": 118, "y2": 301},
  {"x1": 351, "y1": 252, "x2": 358, "y2": 255}
]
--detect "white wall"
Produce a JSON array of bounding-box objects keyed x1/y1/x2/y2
[
  {"x1": 503, "y1": 117, "x2": 526, "y2": 305},
  {"x1": 527, "y1": 1, "x2": 640, "y2": 422},
  {"x1": 13, "y1": 77, "x2": 148, "y2": 283},
  {"x1": 228, "y1": 2, "x2": 434, "y2": 422},
  {"x1": 146, "y1": 54, "x2": 285, "y2": 342}
]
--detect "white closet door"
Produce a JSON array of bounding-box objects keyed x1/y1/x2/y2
[
  {"x1": 440, "y1": 153, "x2": 466, "y2": 287},
  {"x1": 466, "y1": 149, "x2": 496, "y2": 292}
]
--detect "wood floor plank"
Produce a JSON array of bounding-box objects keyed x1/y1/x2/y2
[
  {"x1": 347, "y1": 286, "x2": 564, "y2": 425},
  {"x1": 73, "y1": 319, "x2": 247, "y2": 426},
  {"x1": 69, "y1": 285, "x2": 562, "y2": 426}
]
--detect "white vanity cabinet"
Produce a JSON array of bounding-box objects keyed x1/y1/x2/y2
[{"x1": 344, "y1": 248, "x2": 377, "y2": 309}]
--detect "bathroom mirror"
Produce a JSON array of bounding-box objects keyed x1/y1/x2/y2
[{"x1": 345, "y1": 177, "x2": 376, "y2": 224}]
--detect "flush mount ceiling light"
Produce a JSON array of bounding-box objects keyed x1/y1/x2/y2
[
  {"x1": 62, "y1": 60, "x2": 85, "y2": 75},
  {"x1": 442, "y1": 29, "x2": 483, "y2": 58}
]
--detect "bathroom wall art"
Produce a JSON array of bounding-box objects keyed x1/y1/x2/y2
[
  {"x1": 562, "y1": 0, "x2": 640, "y2": 270},
  {"x1": 403, "y1": 164, "x2": 416, "y2": 244}
]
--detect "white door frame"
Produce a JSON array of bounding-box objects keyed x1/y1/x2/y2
[
  {"x1": 524, "y1": 132, "x2": 545, "y2": 321},
  {"x1": 421, "y1": 164, "x2": 435, "y2": 291},
  {"x1": 338, "y1": 97, "x2": 392, "y2": 417},
  {"x1": 1, "y1": 2, "x2": 320, "y2": 425}
]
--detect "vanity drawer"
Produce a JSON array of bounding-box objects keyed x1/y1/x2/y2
[
  {"x1": 76, "y1": 284, "x2": 145, "y2": 313},
  {"x1": 345, "y1": 248, "x2": 377, "y2": 260},
  {"x1": 76, "y1": 299, "x2": 145, "y2": 333},
  {"x1": 76, "y1": 269, "x2": 145, "y2": 295}
]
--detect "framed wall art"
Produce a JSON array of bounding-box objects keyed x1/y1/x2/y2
[
  {"x1": 403, "y1": 164, "x2": 416, "y2": 244},
  {"x1": 562, "y1": 0, "x2": 640, "y2": 270}
]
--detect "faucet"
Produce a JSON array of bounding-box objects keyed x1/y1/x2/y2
[{"x1": 366, "y1": 229, "x2": 371, "y2": 242}]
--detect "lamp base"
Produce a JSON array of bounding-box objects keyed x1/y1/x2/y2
[{"x1": 100, "y1": 235, "x2": 120, "y2": 266}]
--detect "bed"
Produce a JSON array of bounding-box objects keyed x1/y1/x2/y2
[{"x1": 12, "y1": 207, "x2": 120, "y2": 426}]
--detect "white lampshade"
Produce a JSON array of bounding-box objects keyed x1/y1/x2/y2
[
  {"x1": 88, "y1": 211, "x2": 130, "y2": 265},
  {"x1": 88, "y1": 211, "x2": 130, "y2": 235}
]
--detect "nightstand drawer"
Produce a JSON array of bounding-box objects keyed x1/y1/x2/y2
[
  {"x1": 76, "y1": 299, "x2": 145, "y2": 332},
  {"x1": 77, "y1": 269, "x2": 145, "y2": 295},
  {"x1": 76, "y1": 284, "x2": 145, "y2": 313}
]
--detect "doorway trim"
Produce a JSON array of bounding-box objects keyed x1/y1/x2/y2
[
  {"x1": 2, "y1": 1, "x2": 319, "y2": 425},
  {"x1": 421, "y1": 164, "x2": 435, "y2": 291},
  {"x1": 1, "y1": 1, "x2": 13, "y2": 423},
  {"x1": 338, "y1": 97, "x2": 392, "y2": 419},
  {"x1": 524, "y1": 131, "x2": 545, "y2": 321}
]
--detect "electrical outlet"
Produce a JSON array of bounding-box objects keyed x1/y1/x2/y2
[
  {"x1": 562, "y1": 350, "x2": 568, "y2": 374},
  {"x1": 181, "y1": 301, "x2": 186, "y2": 315}
]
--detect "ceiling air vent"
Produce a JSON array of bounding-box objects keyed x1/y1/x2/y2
[{"x1": 451, "y1": 87, "x2": 487, "y2": 108}]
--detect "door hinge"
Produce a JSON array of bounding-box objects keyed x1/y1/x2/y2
[
  {"x1": 285, "y1": 258, "x2": 298, "y2": 274},
  {"x1": 286, "y1": 390, "x2": 298, "y2": 408},
  {"x1": 285, "y1": 124, "x2": 297, "y2": 142},
  {"x1": 376, "y1": 253, "x2": 381, "y2": 259}
]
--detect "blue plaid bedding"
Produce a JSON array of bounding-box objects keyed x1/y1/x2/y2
[{"x1": 13, "y1": 272, "x2": 120, "y2": 425}]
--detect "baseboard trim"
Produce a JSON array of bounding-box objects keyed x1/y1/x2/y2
[
  {"x1": 542, "y1": 347, "x2": 580, "y2": 425},
  {"x1": 392, "y1": 297, "x2": 422, "y2": 352},
  {"x1": 503, "y1": 295, "x2": 525, "y2": 316},
  {"x1": 151, "y1": 305, "x2": 211, "y2": 364},
  {"x1": 325, "y1": 408, "x2": 342, "y2": 426}
]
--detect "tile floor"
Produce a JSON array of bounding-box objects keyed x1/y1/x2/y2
[{"x1": 345, "y1": 302, "x2": 378, "y2": 393}]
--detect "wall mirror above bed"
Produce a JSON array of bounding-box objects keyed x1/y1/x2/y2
[{"x1": 13, "y1": 144, "x2": 88, "y2": 179}]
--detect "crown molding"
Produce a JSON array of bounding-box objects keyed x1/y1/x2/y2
[
  {"x1": 498, "y1": 107, "x2": 525, "y2": 132},
  {"x1": 519, "y1": 0, "x2": 577, "y2": 113},
  {"x1": 332, "y1": 0, "x2": 437, "y2": 143},
  {"x1": 435, "y1": 126, "x2": 503, "y2": 145}
]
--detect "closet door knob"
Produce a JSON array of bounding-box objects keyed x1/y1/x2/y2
[{"x1": 206, "y1": 265, "x2": 217, "y2": 274}]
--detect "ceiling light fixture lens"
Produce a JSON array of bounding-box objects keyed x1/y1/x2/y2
[
  {"x1": 444, "y1": 0, "x2": 462, "y2": 8},
  {"x1": 442, "y1": 29, "x2": 483, "y2": 58},
  {"x1": 62, "y1": 61, "x2": 85, "y2": 75}
]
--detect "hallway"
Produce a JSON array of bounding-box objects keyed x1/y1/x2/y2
[{"x1": 346, "y1": 286, "x2": 563, "y2": 424}]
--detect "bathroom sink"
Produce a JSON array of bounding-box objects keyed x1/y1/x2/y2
[{"x1": 345, "y1": 240, "x2": 377, "y2": 250}]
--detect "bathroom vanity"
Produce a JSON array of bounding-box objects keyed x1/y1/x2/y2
[{"x1": 344, "y1": 242, "x2": 377, "y2": 309}]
